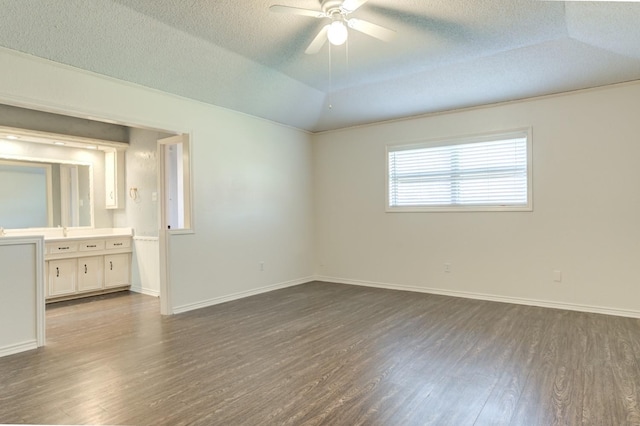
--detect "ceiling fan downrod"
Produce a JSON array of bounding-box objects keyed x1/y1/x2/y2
[{"x1": 320, "y1": 0, "x2": 344, "y2": 14}]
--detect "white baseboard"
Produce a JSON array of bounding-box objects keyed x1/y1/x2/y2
[
  {"x1": 315, "y1": 275, "x2": 640, "y2": 319},
  {"x1": 172, "y1": 276, "x2": 315, "y2": 315},
  {"x1": 0, "y1": 340, "x2": 38, "y2": 358},
  {"x1": 130, "y1": 286, "x2": 160, "y2": 298}
]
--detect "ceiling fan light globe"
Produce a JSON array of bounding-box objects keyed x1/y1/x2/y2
[{"x1": 327, "y1": 21, "x2": 348, "y2": 45}]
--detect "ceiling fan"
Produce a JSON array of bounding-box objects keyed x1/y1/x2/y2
[{"x1": 269, "y1": 0, "x2": 397, "y2": 54}]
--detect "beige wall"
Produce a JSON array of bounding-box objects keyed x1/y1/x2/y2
[
  {"x1": 112, "y1": 128, "x2": 169, "y2": 238},
  {"x1": 313, "y1": 82, "x2": 640, "y2": 316},
  {"x1": 169, "y1": 120, "x2": 315, "y2": 311}
]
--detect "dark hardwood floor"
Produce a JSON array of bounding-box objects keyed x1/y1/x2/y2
[{"x1": 1, "y1": 281, "x2": 640, "y2": 425}]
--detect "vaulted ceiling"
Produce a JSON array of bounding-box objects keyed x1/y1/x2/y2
[{"x1": 1, "y1": 0, "x2": 639, "y2": 132}]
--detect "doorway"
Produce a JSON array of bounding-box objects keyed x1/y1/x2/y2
[{"x1": 0, "y1": 101, "x2": 190, "y2": 347}]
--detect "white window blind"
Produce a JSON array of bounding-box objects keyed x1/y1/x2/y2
[{"x1": 387, "y1": 130, "x2": 531, "y2": 212}]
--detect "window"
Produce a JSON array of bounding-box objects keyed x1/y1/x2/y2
[{"x1": 387, "y1": 129, "x2": 532, "y2": 212}]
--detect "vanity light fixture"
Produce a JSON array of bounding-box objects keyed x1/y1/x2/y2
[{"x1": 53, "y1": 141, "x2": 66, "y2": 146}]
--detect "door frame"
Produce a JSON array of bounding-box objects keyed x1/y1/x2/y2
[{"x1": 157, "y1": 134, "x2": 193, "y2": 315}]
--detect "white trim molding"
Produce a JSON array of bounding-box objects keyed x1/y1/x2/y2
[
  {"x1": 130, "y1": 287, "x2": 160, "y2": 298},
  {"x1": 0, "y1": 340, "x2": 38, "y2": 358},
  {"x1": 315, "y1": 276, "x2": 640, "y2": 319},
  {"x1": 173, "y1": 276, "x2": 315, "y2": 315},
  {"x1": 35, "y1": 237, "x2": 45, "y2": 347}
]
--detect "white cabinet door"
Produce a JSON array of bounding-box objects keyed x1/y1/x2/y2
[
  {"x1": 77, "y1": 256, "x2": 104, "y2": 292},
  {"x1": 105, "y1": 151, "x2": 116, "y2": 208},
  {"x1": 105, "y1": 150, "x2": 124, "y2": 209},
  {"x1": 104, "y1": 253, "x2": 130, "y2": 288},
  {"x1": 48, "y1": 258, "x2": 77, "y2": 297}
]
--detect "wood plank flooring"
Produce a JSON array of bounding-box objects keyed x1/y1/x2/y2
[{"x1": 2, "y1": 281, "x2": 640, "y2": 425}]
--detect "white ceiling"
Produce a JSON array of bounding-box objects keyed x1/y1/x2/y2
[{"x1": 1, "y1": 0, "x2": 639, "y2": 132}]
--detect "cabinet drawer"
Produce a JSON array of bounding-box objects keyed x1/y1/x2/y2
[
  {"x1": 78, "y1": 240, "x2": 105, "y2": 252},
  {"x1": 105, "y1": 238, "x2": 131, "y2": 250},
  {"x1": 47, "y1": 242, "x2": 79, "y2": 255}
]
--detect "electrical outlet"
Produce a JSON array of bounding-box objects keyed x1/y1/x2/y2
[
  {"x1": 553, "y1": 270, "x2": 562, "y2": 282},
  {"x1": 444, "y1": 263, "x2": 451, "y2": 273}
]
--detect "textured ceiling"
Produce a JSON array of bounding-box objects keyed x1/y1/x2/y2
[{"x1": 0, "y1": 0, "x2": 639, "y2": 132}]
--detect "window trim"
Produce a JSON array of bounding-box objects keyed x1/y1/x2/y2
[{"x1": 386, "y1": 128, "x2": 533, "y2": 213}]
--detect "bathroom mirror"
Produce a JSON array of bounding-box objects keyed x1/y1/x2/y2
[{"x1": 0, "y1": 158, "x2": 93, "y2": 229}]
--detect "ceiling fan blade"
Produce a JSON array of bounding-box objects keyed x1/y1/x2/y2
[
  {"x1": 305, "y1": 25, "x2": 330, "y2": 54},
  {"x1": 342, "y1": 0, "x2": 369, "y2": 13},
  {"x1": 366, "y1": 4, "x2": 472, "y2": 42},
  {"x1": 347, "y1": 18, "x2": 396, "y2": 42},
  {"x1": 269, "y1": 5, "x2": 325, "y2": 18}
]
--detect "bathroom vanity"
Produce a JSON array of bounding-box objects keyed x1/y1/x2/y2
[
  {"x1": 45, "y1": 231, "x2": 132, "y2": 302},
  {"x1": 0, "y1": 228, "x2": 133, "y2": 306},
  {"x1": 1, "y1": 227, "x2": 133, "y2": 303}
]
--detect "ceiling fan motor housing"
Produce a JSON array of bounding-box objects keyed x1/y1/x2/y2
[
  {"x1": 320, "y1": 0, "x2": 344, "y2": 15},
  {"x1": 271, "y1": 0, "x2": 395, "y2": 54}
]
